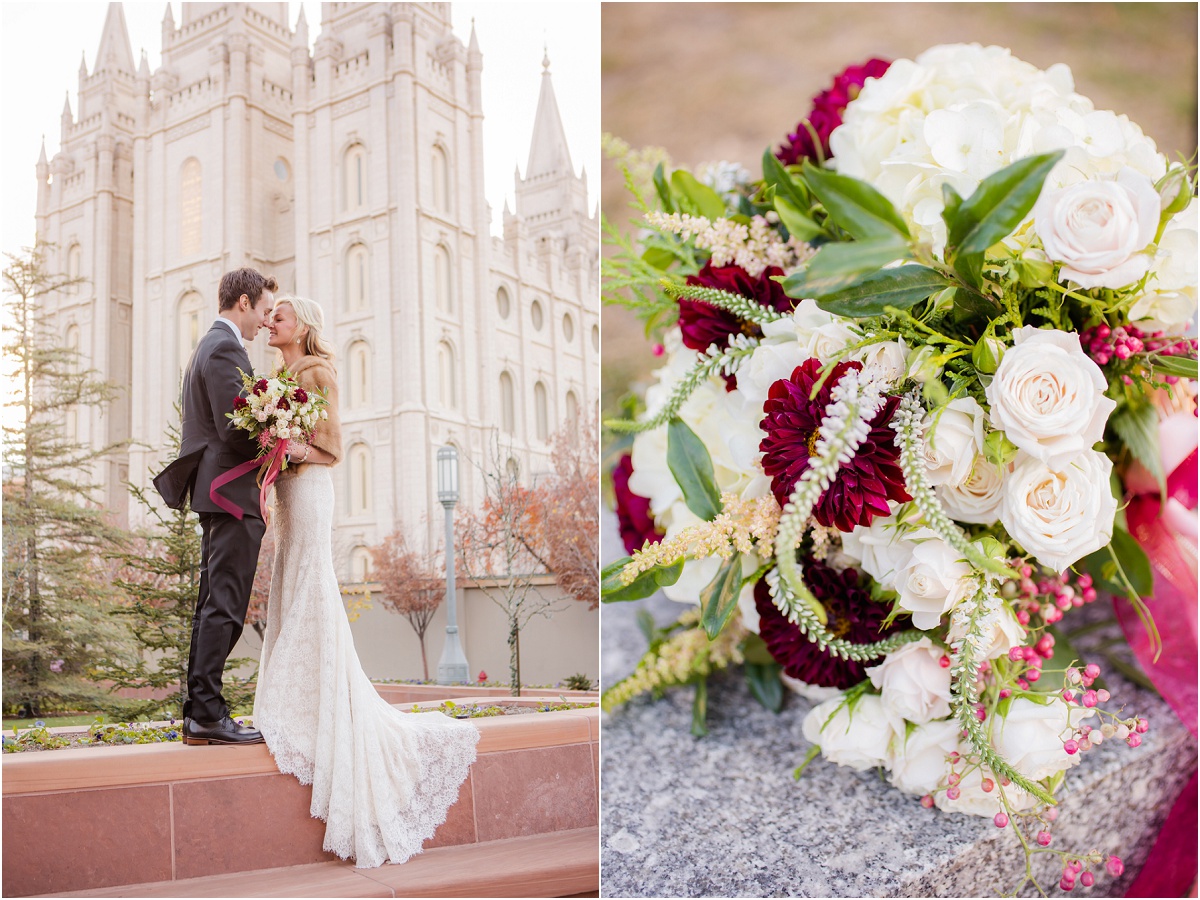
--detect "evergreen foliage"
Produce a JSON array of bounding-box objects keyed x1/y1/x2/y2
[{"x1": 2, "y1": 243, "x2": 133, "y2": 716}]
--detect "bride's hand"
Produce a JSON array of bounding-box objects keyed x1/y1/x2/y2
[{"x1": 286, "y1": 440, "x2": 310, "y2": 463}]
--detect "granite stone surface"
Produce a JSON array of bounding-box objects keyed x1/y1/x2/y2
[{"x1": 599, "y1": 513, "x2": 1197, "y2": 898}]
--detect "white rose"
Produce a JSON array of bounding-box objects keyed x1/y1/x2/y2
[
  {"x1": 254, "y1": 409, "x2": 269, "y2": 422},
  {"x1": 840, "y1": 509, "x2": 924, "y2": 590},
  {"x1": 888, "y1": 719, "x2": 960, "y2": 796},
  {"x1": 803, "y1": 694, "x2": 899, "y2": 772},
  {"x1": 866, "y1": 637, "x2": 952, "y2": 725},
  {"x1": 803, "y1": 321, "x2": 860, "y2": 363},
  {"x1": 852, "y1": 339, "x2": 908, "y2": 385},
  {"x1": 936, "y1": 456, "x2": 1006, "y2": 525},
  {"x1": 934, "y1": 757, "x2": 1037, "y2": 818},
  {"x1": 1129, "y1": 207, "x2": 1198, "y2": 328},
  {"x1": 922, "y1": 397, "x2": 986, "y2": 487},
  {"x1": 1034, "y1": 167, "x2": 1161, "y2": 289},
  {"x1": 894, "y1": 537, "x2": 974, "y2": 630},
  {"x1": 947, "y1": 603, "x2": 1026, "y2": 660},
  {"x1": 1000, "y1": 450, "x2": 1116, "y2": 572},
  {"x1": 993, "y1": 697, "x2": 1096, "y2": 781},
  {"x1": 985, "y1": 326, "x2": 1116, "y2": 470}
]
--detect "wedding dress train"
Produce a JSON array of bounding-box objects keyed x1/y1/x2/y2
[{"x1": 253, "y1": 464, "x2": 479, "y2": 867}]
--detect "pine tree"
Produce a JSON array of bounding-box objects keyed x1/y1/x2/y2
[
  {"x1": 2, "y1": 243, "x2": 133, "y2": 717},
  {"x1": 100, "y1": 414, "x2": 261, "y2": 721}
]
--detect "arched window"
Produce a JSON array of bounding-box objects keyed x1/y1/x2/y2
[
  {"x1": 350, "y1": 546, "x2": 372, "y2": 583},
  {"x1": 178, "y1": 291, "x2": 206, "y2": 373},
  {"x1": 438, "y1": 341, "x2": 456, "y2": 409},
  {"x1": 346, "y1": 243, "x2": 369, "y2": 311},
  {"x1": 562, "y1": 313, "x2": 575, "y2": 342},
  {"x1": 181, "y1": 158, "x2": 202, "y2": 256},
  {"x1": 496, "y1": 285, "x2": 511, "y2": 319},
  {"x1": 534, "y1": 380, "x2": 548, "y2": 441},
  {"x1": 530, "y1": 299, "x2": 544, "y2": 331},
  {"x1": 431, "y1": 145, "x2": 450, "y2": 212},
  {"x1": 499, "y1": 370, "x2": 515, "y2": 434},
  {"x1": 66, "y1": 244, "x2": 81, "y2": 295},
  {"x1": 591, "y1": 324, "x2": 600, "y2": 352},
  {"x1": 565, "y1": 390, "x2": 579, "y2": 427},
  {"x1": 505, "y1": 456, "x2": 520, "y2": 482},
  {"x1": 344, "y1": 144, "x2": 366, "y2": 212},
  {"x1": 434, "y1": 245, "x2": 452, "y2": 314},
  {"x1": 347, "y1": 341, "x2": 371, "y2": 409},
  {"x1": 64, "y1": 325, "x2": 80, "y2": 442},
  {"x1": 348, "y1": 444, "x2": 371, "y2": 516}
]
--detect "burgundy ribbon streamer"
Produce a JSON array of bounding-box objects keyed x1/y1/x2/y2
[
  {"x1": 1115, "y1": 425, "x2": 1197, "y2": 898},
  {"x1": 208, "y1": 440, "x2": 289, "y2": 522}
]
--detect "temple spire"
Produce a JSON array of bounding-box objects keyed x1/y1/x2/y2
[
  {"x1": 95, "y1": 2, "x2": 136, "y2": 75},
  {"x1": 293, "y1": 5, "x2": 308, "y2": 47},
  {"x1": 523, "y1": 50, "x2": 573, "y2": 180}
]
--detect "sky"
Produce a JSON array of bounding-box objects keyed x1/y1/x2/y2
[{"x1": 0, "y1": 0, "x2": 600, "y2": 256}]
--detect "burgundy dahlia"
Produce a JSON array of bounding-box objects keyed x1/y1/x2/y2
[
  {"x1": 758, "y1": 358, "x2": 909, "y2": 532},
  {"x1": 754, "y1": 561, "x2": 900, "y2": 689},
  {"x1": 679, "y1": 262, "x2": 791, "y2": 389},
  {"x1": 612, "y1": 453, "x2": 663, "y2": 555},
  {"x1": 777, "y1": 58, "x2": 891, "y2": 166}
]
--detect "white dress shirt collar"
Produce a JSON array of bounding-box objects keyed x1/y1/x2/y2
[{"x1": 214, "y1": 316, "x2": 246, "y2": 348}]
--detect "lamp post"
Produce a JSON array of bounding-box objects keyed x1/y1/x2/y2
[{"x1": 435, "y1": 445, "x2": 470, "y2": 684}]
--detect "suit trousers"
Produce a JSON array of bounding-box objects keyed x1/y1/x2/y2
[{"x1": 185, "y1": 511, "x2": 266, "y2": 723}]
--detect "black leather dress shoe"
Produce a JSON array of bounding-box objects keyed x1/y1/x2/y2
[{"x1": 183, "y1": 715, "x2": 265, "y2": 746}]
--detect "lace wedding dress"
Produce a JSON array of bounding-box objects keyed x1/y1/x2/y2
[{"x1": 253, "y1": 464, "x2": 479, "y2": 868}]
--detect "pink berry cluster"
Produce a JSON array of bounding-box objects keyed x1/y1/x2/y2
[
  {"x1": 1009, "y1": 565, "x2": 1098, "y2": 626},
  {"x1": 1081, "y1": 322, "x2": 1197, "y2": 384},
  {"x1": 1007, "y1": 631, "x2": 1057, "y2": 689},
  {"x1": 1058, "y1": 852, "x2": 1125, "y2": 892},
  {"x1": 1060, "y1": 662, "x2": 1149, "y2": 751}
]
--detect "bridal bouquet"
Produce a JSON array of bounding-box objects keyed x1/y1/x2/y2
[
  {"x1": 211, "y1": 368, "x2": 329, "y2": 520},
  {"x1": 602, "y1": 44, "x2": 1197, "y2": 894}
]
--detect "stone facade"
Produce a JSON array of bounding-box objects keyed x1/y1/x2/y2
[{"x1": 34, "y1": 2, "x2": 599, "y2": 579}]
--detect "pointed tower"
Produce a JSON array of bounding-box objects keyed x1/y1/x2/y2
[
  {"x1": 513, "y1": 51, "x2": 595, "y2": 251},
  {"x1": 94, "y1": 2, "x2": 136, "y2": 77}
]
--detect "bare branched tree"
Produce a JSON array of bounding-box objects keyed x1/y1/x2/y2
[{"x1": 369, "y1": 529, "x2": 445, "y2": 681}]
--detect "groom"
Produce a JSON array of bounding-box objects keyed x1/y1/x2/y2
[{"x1": 154, "y1": 267, "x2": 276, "y2": 745}]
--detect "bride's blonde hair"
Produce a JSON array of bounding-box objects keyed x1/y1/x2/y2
[{"x1": 275, "y1": 294, "x2": 336, "y2": 362}]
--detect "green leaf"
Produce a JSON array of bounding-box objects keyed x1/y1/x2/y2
[
  {"x1": 641, "y1": 246, "x2": 678, "y2": 271},
  {"x1": 801, "y1": 160, "x2": 911, "y2": 241},
  {"x1": 740, "y1": 632, "x2": 776, "y2": 666},
  {"x1": 671, "y1": 169, "x2": 727, "y2": 220},
  {"x1": 636, "y1": 609, "x2": 656, "y2": 645},
  {"x1": 1147, "y1": 354, "x2": 1198, "y2": 379},
  {"x1": 745, "y1": 661, "x2": 784, "y2": 713},
  {"x1": 601, "y1": 556, "x2": 685, "y2": 603},
  {"x1": 1110, "y1": 402, "x2": 1166, "y2": 497},
  {"x1": 700, "y1": 553, "x2": 744, "y2": 640},
  {"x1": 1078, "y1": 526, "x2": 1153, "y2": 598},
  {"x1": 667, "y1": 417, "x2": 722, "y2": 521},
  {"x1": 941, "y1": 183, "x2": 963, "y2": 236},
  {"x1": 691, "y1": 678, "x2": 708, "y2": 737},
  {"x1": 762, "y1": 148, "x2": 810, "y2": 211},
  {"x1": 800, "y1": 235, "x2": 912, "y2": 294},
  {"x1": 775, "y1": 197, "x2": 823, "y2": 242},
  {"x1": 947, "y1": 151, "x2": 1065, "y2": 257},
  {"x1": 652, "y1": 162, "x2": 674, "y2": 213},
  {"x1": 813, "y1": 265, "x2": 950, "y2": 318}
]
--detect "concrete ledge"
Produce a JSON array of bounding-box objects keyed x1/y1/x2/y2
[
  {"x1": 3, "y1": 706, "x2": 599, "y2": 897},
  {"x1": 35, "y1": 827, "x2": 600, "y2": 898}
]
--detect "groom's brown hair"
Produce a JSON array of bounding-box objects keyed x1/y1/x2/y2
[{"x1": 218, "y1": 267, "x2": 279, "y2": 311}]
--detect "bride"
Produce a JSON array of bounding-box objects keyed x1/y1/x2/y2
[{"x1": 253, "y1": 295, "x2": 479, "y2": 868}]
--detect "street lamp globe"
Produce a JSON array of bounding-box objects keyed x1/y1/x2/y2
[{"x1": 437, "y1": 445, "x2": 458, "y2": 505}]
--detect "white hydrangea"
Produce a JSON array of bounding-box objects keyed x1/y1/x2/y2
[{"x1": 829, "y1": 43, "x2": 1167, "y2": 255}]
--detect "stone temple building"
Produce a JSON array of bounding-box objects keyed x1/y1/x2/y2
[{"x1": 34, "y1": 2, "x2": 599, "y2": 580}]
